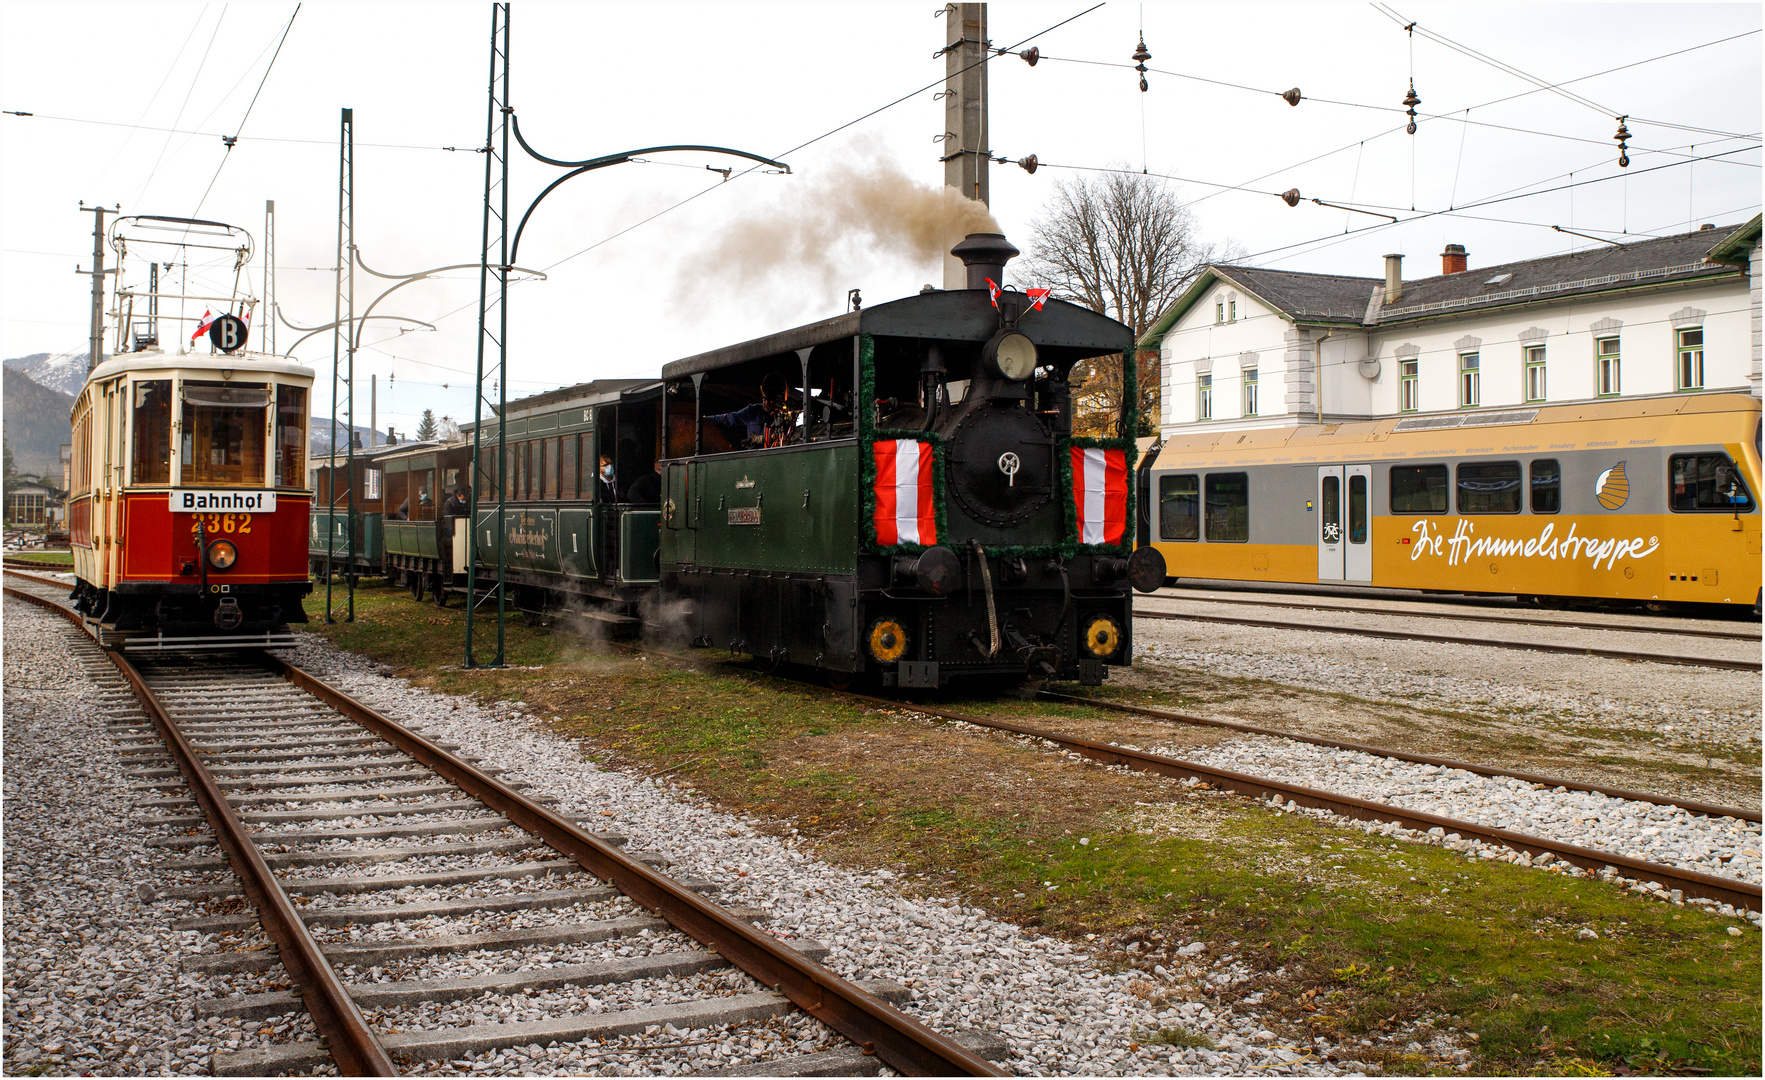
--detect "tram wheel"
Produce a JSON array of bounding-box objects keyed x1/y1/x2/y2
[{"x1": 409, "y1": 572, "x2": 425, "y2": 601}]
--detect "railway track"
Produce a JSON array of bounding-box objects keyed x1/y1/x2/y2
[
  {"x1": 1133, "y1": 606, "x2": 1763, "y2": 672},
  {"x1": 1147, "y1": 590, "x2": 1761, "y2": 642},
  {"x1": 2, "y1": 572, "x2": 1003, "y2": 1077}
]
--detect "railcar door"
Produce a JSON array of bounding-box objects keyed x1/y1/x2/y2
[
  {"x1": 1317, "y1": 466, "x2": 1345, "y2": 580},
  {"x1": 1344, "y1": 464, "x2": 1372, "y2": 582}
]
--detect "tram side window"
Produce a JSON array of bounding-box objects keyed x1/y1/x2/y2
[
  {"x1": 1529, "y1": 459, "x2": 1560, "y2": 513},
  {"x1": 1389, "y1": 464, "x2": 1448, "y2": 513},
  {"x1": 181, "y1": 381, "x2": 268, "y2": 486},
  {"x1": 1348, "y1": 474, "x2": 1368, "y2": 542},
  {"x1": 1670, "y1": 454, "x2": 1755, "y2": 513},
  {"x1": 1456, "y1": 461, "x2": 1522, "y2": 514},
  {"x1": 1204, "y1": 473, "x2": 1250, "y2": 542},
  {"x1": 1158, "y1": 475, "x2": 1200, "y2": 540},
  {"x1": 275, "y1": 385, "x2": 307, "y2": 488},
  {"x1": 131, "y1": 379, "x2": 172, "y2": 484}
]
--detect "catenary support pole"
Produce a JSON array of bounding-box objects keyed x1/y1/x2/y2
[{"x1": 941, "y1": 3, "x2": 988, "y2": 289}]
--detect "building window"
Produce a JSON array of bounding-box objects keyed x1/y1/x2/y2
[
  {"x1": 1596, "y1": 336, "x2": 1621, "y2": 396},
  {"x1": 1242, "y1": 368, "x2": 1258, "y2": 417},
  {"x1": 1197, "y1": 374, "x2": 1213, "y2": 420},
  {"x1": 1228, "y1": 298, "x2": 1237, "y2": 321},
  {"x1": 1399, "y1": 358, "x2": 1419, "y2": 412},
  {"x1": 1458, "y1": 352, "x2": 1480, "y2": 407},
  {"x1": 1677, "y1": 328, "x2": 1704, "y2": 390},
  {"x1": 1524, "y1": 345, "x2": 1547, "y2": 403},
  {"x1": 1215, "y1": 300, "x2": 1224, "y2": 324}
]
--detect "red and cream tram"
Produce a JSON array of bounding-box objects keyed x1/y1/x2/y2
[{"x1": 68, "y1": 216, "x2": 314, "y2": 647}]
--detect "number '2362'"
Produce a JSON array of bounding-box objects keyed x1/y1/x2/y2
[{"x1": 189, "y1": 513, "x2": 252, "y2": 535}]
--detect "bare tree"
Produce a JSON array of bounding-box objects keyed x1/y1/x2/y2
[
  {"x1": 437, "y1": 415, "x2": 463, "y2": 442},
  {"x1": 1018, "y1": 170, "x2": 1232, "y2": 435}
]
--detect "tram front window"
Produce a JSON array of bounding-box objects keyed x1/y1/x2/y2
[
  {"x1": 132, "y1": 379, "x2": 172, "y2": 484},
  {"x1": 181, "y1": 381, "x2": 269, "y2": 486}
]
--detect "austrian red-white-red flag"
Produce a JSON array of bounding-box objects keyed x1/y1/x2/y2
[
  {"x1": 1027, "y1": 288, "x2": 1051, "y2": 311},
  {"x1": 190, "y1": 310, "x2": 216, "y2": 341},
  {"x1": 1070, "y1": 446, "x2": 1128, "y2": 545},
  {"x1": 984, "y1": 277, "x2": 1002, "y2": 309},
  {"x1": 873, "y1": 438, "x2": 937, "y2": 546}
]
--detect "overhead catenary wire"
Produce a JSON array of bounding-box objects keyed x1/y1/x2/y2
[
  {"x1": 190, "y1": 4, "x2": 301, "y2": 219},
  {"x1": 132, "y1": 5, "x2": 229, "y2": 208}
]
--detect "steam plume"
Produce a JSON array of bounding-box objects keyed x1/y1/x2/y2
[{"x1": 696, "y1": 142, "x2": 997, "y2": 298}]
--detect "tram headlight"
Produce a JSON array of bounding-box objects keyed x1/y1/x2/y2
[
  {"x1": 1083, "y1": 615, "x2": 1122, "y2": 658},
  {"x1": 206, "y1": 539, "x2": 239, "y2": 571}
]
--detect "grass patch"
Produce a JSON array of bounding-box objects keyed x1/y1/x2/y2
[
  {"x1": 305, "y1": 581, "x2": 1762, "y2": 1076},
  {"x1": 5, "y1": 550, "x2": 72, "y2": 567}
]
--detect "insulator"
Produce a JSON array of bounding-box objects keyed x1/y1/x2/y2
[
  {"x1": 1282, "y1": 87, "x2": 1302, "y2": 107},
  {"x1": 1131, "y1": 37, "x2": 1151, "y2": 64},
  {"x1": 1281, "y1": 188, "x2": 1301, "y2": 207},
  {"x1": 1140, "y1": 76, "x2": 1149, "y2": 93},
  {"x1": 1019, "y1": 46, "x2": 1039, "y2": 66},
  {"x1": 1403, "y1": 81, "x2": 1421, "y2": 135},
  {"x1": 1017, "y1": 154, "x2": 1039, "y2": 174},
  {"x1": 1613, "y1": 116, "x2": 1631, "y2": 168}
]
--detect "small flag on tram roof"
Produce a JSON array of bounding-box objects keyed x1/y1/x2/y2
[{"x1": 191, "y1": 310, "x2": 216, "y2": 341}]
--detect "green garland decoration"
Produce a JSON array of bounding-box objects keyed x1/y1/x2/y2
[{"x1": 859, "y1": 334, "x2": 951, "y2": 555}]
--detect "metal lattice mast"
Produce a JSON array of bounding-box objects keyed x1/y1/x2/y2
[
  {"x1": 466, "y1": 3, "x2": 511, "y2": 668},
  {"x1": 262, "y1": 200, "x2": 277, "y2": 355},
  {"x1": 325, "y1": 109, "x2": 351, "y2": 621},
  {"x1": 343, "y1": 111, "x2": 357, "y2": 622}
]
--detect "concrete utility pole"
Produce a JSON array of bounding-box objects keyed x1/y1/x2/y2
[
  {"x1": 78, "y1": 204, "x2": 111, "y2": 372},
  {"x1": 941, "y1": 3, "x2": 989, "y2": 289}
]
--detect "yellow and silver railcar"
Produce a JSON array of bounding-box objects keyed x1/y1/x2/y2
[{"x1": 1145, "y1": 393, "x2": 1761, "y2": 610}]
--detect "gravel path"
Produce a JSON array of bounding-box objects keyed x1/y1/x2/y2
[{"x1": 285, "y1": 631, "x2": 1378, "y2": 1076}]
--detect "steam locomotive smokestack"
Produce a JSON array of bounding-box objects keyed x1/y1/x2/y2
[{"x1": 951, "y1": 232, "x2": 1019, "y2": 291}]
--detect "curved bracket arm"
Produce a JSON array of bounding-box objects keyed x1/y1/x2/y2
[
  {"x1": 506, "y1": 128, "x2": 790, "y2": 264},
  {"x1": 284, "y1": 315, "x2": 436, "y2": 356}
]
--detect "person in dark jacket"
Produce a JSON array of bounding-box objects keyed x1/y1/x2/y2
[
  {"x1": 706, "y1": 372, "x2": 793, "y2": 447},
  {"x1": 625, "y1": 461, "x2": 663, "y2": 505}
]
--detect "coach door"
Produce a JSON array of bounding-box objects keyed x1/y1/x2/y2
[
  {"x1": 1317, "y1": 467, "x2": 1345, "y2": 580},
  {"x1": 1344, "y1": 464, "x2": 1371, "y2": 582}
]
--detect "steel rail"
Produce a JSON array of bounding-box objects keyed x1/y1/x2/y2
[
  {"x1": 1036, "y1": 691, "x2": 1761, "y2": 823},
  {"x1": 1133, "y1": 608, "x2": 1763, "y2": 672},
  {"x1": 839, "y1": 691, "x2": 1763, "y2": 912},
  {"x1": 1141, "y1": 593, "x2": 1762, "y2": 643},
  {"x1": 267, "y1": 656, "x2": 1003, "y2": 1078},
  {"x1": 2, "y1": 582, "x2": 397, "y2": 1075}
]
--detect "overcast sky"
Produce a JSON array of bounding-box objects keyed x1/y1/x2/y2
[{"x1": 2, "y1": 2, "x2": 1758, "y2": 434}]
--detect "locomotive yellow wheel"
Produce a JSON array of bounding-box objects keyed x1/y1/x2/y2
[
  {"x1": 867, "y1": 619, "x2": 908, "y2": 663},
  {"x1": 1083, "y1": 615, "x2": 1122, "y2": 657}
]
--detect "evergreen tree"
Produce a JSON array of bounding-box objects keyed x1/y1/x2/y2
[{"x1": 415, "y1": 409, "x2": 438, "y2": 441}]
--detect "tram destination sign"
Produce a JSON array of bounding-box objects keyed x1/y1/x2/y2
[{"x1": 169, "y1": 490, "x2": 277, "y2": 513}]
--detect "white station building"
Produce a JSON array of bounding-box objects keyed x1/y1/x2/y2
[{"x1": 1140, "y1": 215, "x2": 1763, "y2": 437}]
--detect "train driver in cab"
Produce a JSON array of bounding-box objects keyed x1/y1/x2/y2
[{"x1": 706, "y1": 372, "x2": 797, "y2": 449}]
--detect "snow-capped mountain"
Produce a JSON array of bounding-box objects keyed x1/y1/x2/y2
[{"x1": 3, "y1": 351, "x2": 100, "y2": 397}]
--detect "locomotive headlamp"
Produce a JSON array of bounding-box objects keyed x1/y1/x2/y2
[
  {"x1": 986, "y1": 331, "x2": 1038, "y2": 381},
  {"x1": 206, "y1": 539, "x2": 238, "y2": 571},
  {"x1": 1083, "y1": 615, "x2": 1123, "y2": 658}
]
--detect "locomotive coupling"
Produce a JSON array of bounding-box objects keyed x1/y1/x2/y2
[
  {"x1": 1127, "y1": 546, "x2": 1168, "y2": 593},
  {"x1": 890, "y1": 546, "x2": 963, "y2": 596},
  {"x1": 213, "y1": 596, "x2": 244, "y2": 630}
]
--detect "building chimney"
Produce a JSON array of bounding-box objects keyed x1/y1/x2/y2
[
  {"x1": 1441, "y1": 243, "x2": 1468, "y2": 275},
  {"x1": 950, "y1": 233, "x2": 1020, "y2": 291},
  {"x1": 1384, "y1": 254, "x2": 1404, "y2": 305}
]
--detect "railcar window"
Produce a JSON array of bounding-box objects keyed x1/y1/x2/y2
[
  {"x1": 1320, "y1": 475, "x2": 1341, "y2": 541},
  {"x1": 1530, "y1": 459, "x2": 1561, "y2": 513},
  {"x1": 415, "y1": 469, "x2": 436, "y2": 520},
  {"x1": 505, "y1": 447, "x2": 517, "y2": 502},
  {"x1": 180, "y1": 381, "x2": 268, "y2": 486},
  {"x1": 561, "y1": 437, "x2": 578, "y2": 499},
  {"x1": 1670, "y1": 454, "x2": 1755, "y2": 513},
  {"x1": 1204, "y1": 473, "x2": 1250, "y2": 542},
  {"x1": 1348, "y1": 475, "x2": 1368, "y2": 543},
  {"x1": 544, "y1": 438, "x2": 559, "y2": 500},
  {"x1": 131, "y1": 379, "x2": 172, "y2": 484},
  {"x1": 1158, "y1": 475, "x2": 1199, "y2": 540},
  {"x1": 275, "y1": 385, "x2": 306, "y2": 488},
  {"x1": 527, "y1": 440, "x2": 542, "y2": 499},
  {"x1": 1389, "y1": 465, "x2": 1448, "y2": 513},
  {"x1": 1456, "y1": 461, "x2": 1522, "y2": 514}
]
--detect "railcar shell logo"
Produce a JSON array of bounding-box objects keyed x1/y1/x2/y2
[{"x1": 1594, "y1": 461, "x2": 1630, "y2": 510}]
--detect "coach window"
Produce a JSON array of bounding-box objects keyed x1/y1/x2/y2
[
  {"x1": 275, "y1": 384, "x2": 307, "y2": 488},
  {"x1": 1456, "y1": 461, "x2": 1521, "y2": 513},
  {"x1": 1529, "y1": 459, "x2": 1561, "y2": 513},
  {"x1": 1348, "y1": 474, "x2": 1368, "y2": 542},
  {"x1": 1159, "y1": 474, "x2": 1200, "y2": 540},
  {"x1": 1389, "y1": 464, "x2": 1448, "y2": 513},
  {"x1": 1670, "y1": 454, "x2": 1755, "y2": 513},
  {"x1": 1204, "y1": 472, "x2": 1250, "y2": 542},
  {"x1": 181, "y1": 381, "x2": 269, "y2": 487},
  {"x1": 130, "y1": 379, "x2": 172, "y2": 485},
  {"x1": 544, "y1": 437, "x2": 560, "y2": 499},
  {"x1": 1320, "y1": 475, "x2": 1341, "y2": 540}
]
